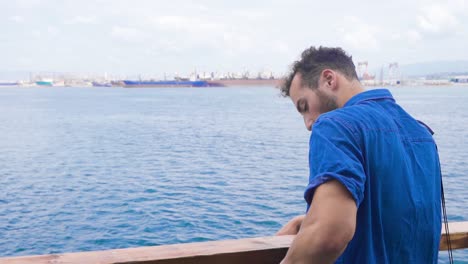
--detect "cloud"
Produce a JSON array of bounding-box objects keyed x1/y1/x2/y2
[
  {"x1": 65, "y1": 16, "x2": 97, "y2": 25},
  {"x1": 14, "y1": 0, "x2": 42, "y2": 9},
  {"x1": 389, "y1": 33, "x2": 401, "y2": 41},
  {"x1": 148, "y1": 15, "x2": 224, "y2": 34},
  {"x1": 110, "y1": 26, "x2": 146, "y2": 42},
  {"x1": 9, "y1": 16, "x2": 25, "y2": 23},
  {"x1": 144, "y1": 15, "x2": 258, "y2": 53},
  {"x1": 31, "y1": 30, "x2": 42, "y2": 38},
  {"x1": 406, "y1": 30, "x2": 422, "y2": 44},
  {"x1": 417, "y1": 4, "x2": 459, "y2": 35},
  {"x1": 29, "y1": 26, "x2": 59, "y2": 38},
  {"x1": 4, "y1": 0, "x2": 468, "y2": 74},
  {"x1": 271, "y1": 41, "x2": 290, "y2": 54},
  {"x1": 222, "y1": 32, "x2": 254, "y2": 53},
  {"x1": 17, "y1": 57, "x2": 33, "y2": 66},
  {"x1": 340, "y1": 16, "x2": 380, "y2": 51},
  {"x1": 232, "y1": 9, "x2": 269, "y2": 20},
  {"x1": 47, "y1": 26, "x2": 59, "y2": 36}
]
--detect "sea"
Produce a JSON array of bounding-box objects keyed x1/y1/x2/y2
[{"x1": 0, "y1": 86, "x2": 467, "y2": 263}]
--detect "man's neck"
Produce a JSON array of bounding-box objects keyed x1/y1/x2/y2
[{"x1": 337, "y1": 80, "x2": 365, "y2": 108}]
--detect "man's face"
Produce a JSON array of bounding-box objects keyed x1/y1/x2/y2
[{"x1": 289, "y1": 73, "x2": 338, "y2": 131}]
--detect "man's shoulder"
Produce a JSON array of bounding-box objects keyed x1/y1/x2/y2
[
  {"x1": 316, "y1": 107, "x2": 363, "y2": 129},
  {"x1": 318, "y1": 99, "x2": 398, "y2": 129},
  {"x1": 312, "y1": 110, "x2": 361, "y2": 140},
  {"x1": 314, "y1": 102, "x2": 393, "y2": 139}
]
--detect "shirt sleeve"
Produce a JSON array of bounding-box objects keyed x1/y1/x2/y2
[{"x1": 304, "y1": 116, "x2": 366, "y2": 210}]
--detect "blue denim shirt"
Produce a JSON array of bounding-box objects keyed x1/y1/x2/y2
[{"x1": 304, "y1": 89, "x2": 441, "y2": 263}]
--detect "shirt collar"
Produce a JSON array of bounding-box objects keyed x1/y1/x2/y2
[{"x1": 344, "y1": 89, "x2": 395, "y2": 107}]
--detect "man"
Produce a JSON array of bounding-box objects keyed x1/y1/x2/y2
[{"x1": 277, "y1": 46, "x2": 441, "y2": 263}]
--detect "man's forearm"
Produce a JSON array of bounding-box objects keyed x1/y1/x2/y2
[
  {"x1": 281, "y1": 223, "x2": 348, "y2": 264},
  {"x1": 280, "y1": 181, "x2": 356, "y2": 263}
]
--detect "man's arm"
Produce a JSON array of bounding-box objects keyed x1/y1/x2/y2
[{"x1": 280, "y1": 180, "x2": 357, "y2": 264}]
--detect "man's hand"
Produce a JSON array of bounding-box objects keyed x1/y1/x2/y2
[{"x1": 276, "y1": 215, "x2": 305, "y2": 236}]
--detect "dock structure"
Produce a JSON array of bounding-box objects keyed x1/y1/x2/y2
[{"x1": 1, "y1": 221, "x2": 467, "y2": 264}]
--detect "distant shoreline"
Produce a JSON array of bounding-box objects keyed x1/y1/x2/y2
[{"x1": 1, "y1": 83, "x2": 468, "y2": 89}]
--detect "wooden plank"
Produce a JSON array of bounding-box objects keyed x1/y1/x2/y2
[
  {"x1": 0, "y1": 236, "x2": 294, "y2": 264},
  {"x1": 0, "y1": 221, "x2": 467, "y2": 264},
  {"x1": 440, "y1": 221, "x2": 468, "y2": 250}
]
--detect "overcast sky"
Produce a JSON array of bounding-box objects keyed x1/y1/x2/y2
[{"x1": 1, "y1": 0, "x2": 467, "y2": 77}]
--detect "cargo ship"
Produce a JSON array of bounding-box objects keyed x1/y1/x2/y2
[
  {"x1": 120, "y1": 79, "x2": 281, "y2": 88},
  {"x1": 35, "y1": 79, "x2": 53, "y2": 86},
  {"x1": 122, "y1": 80, "x2": 221, "y2": 88},
  {"x1": 92, "y1": 81, "x2": 112, "y2": 87},
  {"x1": 207, "y1": 78, "x2": 282, "y2": 87},
  {"x1": 0, "y1": 81, "x2": 19, "y2": 86}
]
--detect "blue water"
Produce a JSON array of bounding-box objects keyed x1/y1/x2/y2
[{"x1": 0, "y1": 86, "x2": 466, "y2": 262}]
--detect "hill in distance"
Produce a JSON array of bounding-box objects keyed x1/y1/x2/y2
[{"x1": 369, "y1": 60, "x2": 468, "y2": 78}]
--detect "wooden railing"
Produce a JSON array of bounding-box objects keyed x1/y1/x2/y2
[{"x1": 1, "y1": 221, "x2": 467, "y2": 264}]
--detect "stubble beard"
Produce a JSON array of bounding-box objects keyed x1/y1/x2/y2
[{"x1": 316, "y1": 89, "x2": 339, "y2": 114}]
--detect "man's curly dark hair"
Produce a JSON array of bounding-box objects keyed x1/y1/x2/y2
[{"x1": 280, "y1": 46, "x2": 359, "y2": 97}]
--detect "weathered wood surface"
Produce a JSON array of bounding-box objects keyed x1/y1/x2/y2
[
  {"x1": 440, "y1": 221, "x2": 468, "y2": 250},
  {"x1": 0, "y1": 236, "x2": 294, "y2": 264},
  {"x1": 1, "y1": 221, "x2": 467, "y2": 264}
]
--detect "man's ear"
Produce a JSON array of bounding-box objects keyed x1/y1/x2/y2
[{"x1": 321, "y1": 69, "x2": 337, "y2": 91}]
